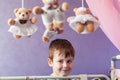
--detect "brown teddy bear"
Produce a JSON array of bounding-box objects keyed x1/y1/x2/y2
[
  {"x1": 67, "y1": 7, "x2": 99, "y2": 34},
  {"x1": 32, "y1": 0, "x2": 69, "y2": 42},
  {"x1": 8, "y1": 8, "x2": 38, "y2": 39}
]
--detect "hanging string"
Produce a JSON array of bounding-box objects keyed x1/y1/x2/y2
[
  {"x1": 22, "y1": 0, "x2": 24, "y2": 8},
  {"x1": 82, "y1": 0, "x2": 84, "y2": 7}
]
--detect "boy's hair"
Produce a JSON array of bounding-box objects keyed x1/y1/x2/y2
[{"x1": 48, "y1": 39, "x2": 75, "y2": 60}]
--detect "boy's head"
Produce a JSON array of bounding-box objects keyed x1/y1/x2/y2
[{"x1": 48, "y1": 39, "x2": 75, "y2": 76}]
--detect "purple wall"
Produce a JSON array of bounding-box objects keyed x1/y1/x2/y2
[{"x1": 0, "y1": 0, "x2": 119, "y2": 76}]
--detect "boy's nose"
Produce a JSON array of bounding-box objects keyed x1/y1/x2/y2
[{"x1": 63, "y1": 62, "x2": 68, "y2": 67}]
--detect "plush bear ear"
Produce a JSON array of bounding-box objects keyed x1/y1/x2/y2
[
  {"x1": 14, "y1": 8, "x2": 19, "y2": 13},
  {"x1": 86, "y1": 8, "x2": 91, "y2": 14},
  {"x1": 73, "y1": 8, "x2": 77, "y2": 12}
]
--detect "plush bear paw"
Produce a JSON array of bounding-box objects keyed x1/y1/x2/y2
[
  {"x1": 31, "y1": 16, "x2": 37, "y2": 24},
  {"x1": 86, "y1": 21, "x2": 94, "y2": 32},
  {"x1": 61, "y1": 2, "x2": 69, "y2": 11},
  {"x1": 13, "y1": 34, "x2": 21, "y2": 39},
  {"x1": 42, "y1": 36, "x2": 49, "y2": 42},
  {"x1": 58, "y1": 29, "x2": 64, "y2": 34},
  {"x1": 33, "y1": 6, "x2": 43, "y2": 15},
  {"x1": 76, "y1": 23, "x2": 84, "y2": 33},
  {"x1": 8, "y1": 18, "x2": 15, "y2": 26}
]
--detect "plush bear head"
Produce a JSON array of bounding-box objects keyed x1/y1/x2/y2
[
  {"x1": 32, "y1": 0, "x2": 59, "y2": 15},
  {"x1": 42, "y1": 0, "x2": 59, "y2": 5},
  {"x1": 33, "y1": 0, "x2": 69, "y2": 15},
  {"x1": 14, "y1": 8, "x2": 32, "y2": 21},
  {"x1": 73, "y1": 7, "x2": 90, "y2": 16}
]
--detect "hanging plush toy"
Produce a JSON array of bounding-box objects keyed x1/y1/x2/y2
[
  {"x1": 33, "y1": 0, "x2": 69, "y2": 42},
  {"x1": 8, "y1": 0, "x2": 38, "y2": 39},
  {"x1": 67, "y1": 0, "x2": 99, "y2": 34}
]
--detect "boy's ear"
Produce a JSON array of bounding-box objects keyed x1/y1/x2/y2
[{"x1": 48, "y1": 58, "x2": 53, "y2": 67}]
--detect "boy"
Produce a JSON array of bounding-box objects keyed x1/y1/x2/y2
[{"x1": 48, "y1": 39, "x2": 75, "y2": 76}]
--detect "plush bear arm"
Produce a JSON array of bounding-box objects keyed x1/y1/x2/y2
[
  {"x1": 30, "y1": 16, "x2": 37, "y2": 24},
  {"x1": 33, "y1": 6, "x2": 44, "y2": 15},
  {"x1": 8, "y1": 18, "x2": 15, "y2": 26},
  {"x1": 61, "y1": 2, "x2": 69, "y2": 11}
]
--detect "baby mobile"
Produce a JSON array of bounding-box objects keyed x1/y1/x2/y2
[
  {"x1": 8, "y1": 0, "x2": 38, "y2": 39},
  {"x1": 33, "y1": 0, "x2": 69, "y2": 42},
  {"x1": 67, "y1": 0, "x2": 99, "y2": 34}
]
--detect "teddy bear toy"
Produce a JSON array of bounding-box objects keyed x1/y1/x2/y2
[
  {"x1": 32, "y1": 0, "x2": 69, "y2": 42},
  {"x1": 8, "y1": 8, "x2": 38, "y2": 39},
  {"x1": 67, "y1": 7, "x2": 99, "y2": 34}
]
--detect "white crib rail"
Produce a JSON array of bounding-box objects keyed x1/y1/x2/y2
[
  {"x1": 0, "y1": 74, "x2": 110, "y2": 80},
  {"x1": 112, "y1": 55, "x2": 120, "y2": 61},
  {"x1": 110, "y1": 55, "x2": 120, "y2": 80}
]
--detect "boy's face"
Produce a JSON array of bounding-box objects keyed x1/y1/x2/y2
[{"x1": 48, "y1": 50, "x2": 74, "y2": 76}]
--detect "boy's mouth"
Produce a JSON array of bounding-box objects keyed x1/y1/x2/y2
[{"x1": 62, "y1": 69, "x2": 70, "y2": 73}]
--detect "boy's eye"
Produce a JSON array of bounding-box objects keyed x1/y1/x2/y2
[
  {"x1": 67, "y1": 60, "x2": 72, "y2": 63},
  {"x1": 58, "y1": 60, "x2": 63, "y2": 63}
]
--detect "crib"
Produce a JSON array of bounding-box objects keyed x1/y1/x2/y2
[
  {"x1": 0, "y1": 74, "x2": 110, "y2": 80},
  {"x1": 111, "y1": 55, "x2": 120, "y2": 80}
]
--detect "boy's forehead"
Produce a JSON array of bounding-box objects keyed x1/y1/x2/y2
[
  {"x1": 53, "y1": 54, "x2": 74, "y2": 61},
  {"x1": 53, "y1": 49, "x2": 65, "y2": 56},
  {"x1": 54, "y1": 49, "x2": 60, "y2": 54},
  {"x1": 53, "y1": 49, "x2": 73, "y2": 59}
]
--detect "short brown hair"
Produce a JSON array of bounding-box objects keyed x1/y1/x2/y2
[{"x1": 48, "y1": 39, "x2": 75, "y2": 60}]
